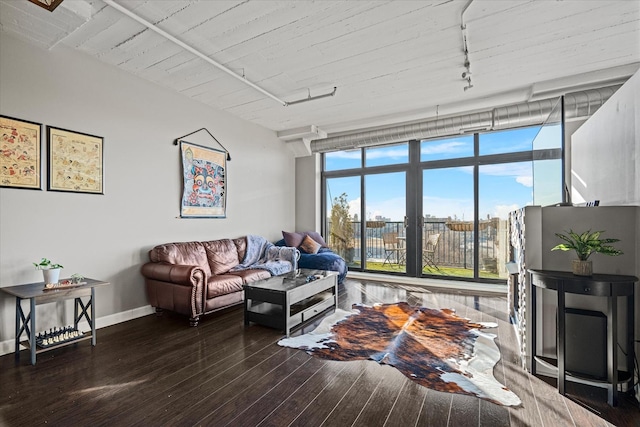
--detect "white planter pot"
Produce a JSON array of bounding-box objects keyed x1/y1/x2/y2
[{"x1": 42, "y1": 268, "x2": 61, "y2": 285}]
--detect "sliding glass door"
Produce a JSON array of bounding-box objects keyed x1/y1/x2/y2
[
  {"x1": 365, "y1": 172, "x2": 406, "y2": 273},
  {"x1": 422, "y1": 166, "x2": 474, "y2": 277}
]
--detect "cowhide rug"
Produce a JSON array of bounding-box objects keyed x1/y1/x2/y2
[{"x1": 278, "y1": 302, "x2": 521, "y2": 406}]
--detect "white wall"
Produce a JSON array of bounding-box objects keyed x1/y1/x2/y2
[
  {"x1": 0, "y1": 34, "x2": 295, "y2": 353},
  {"x1": 294, "y1": 154, "x2": 322, "y2": 234},
  {"x1": 570, "y1": 70, "x2": 640, "y2": 396},
  {"x1": 571, "y1": 70, "x2": 640, "y2": 205}
]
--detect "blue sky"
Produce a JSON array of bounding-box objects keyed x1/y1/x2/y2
[{"x1": 326, "y1": 125, "x2": 562, "y2": 221}]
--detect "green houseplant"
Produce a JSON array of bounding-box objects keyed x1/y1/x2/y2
[
  {"x1": 551, "y1": 230, "x2": 622, "y2": 276},
  {"x1": 33, "y1": 258, "x2": 64, "y2": 285}
]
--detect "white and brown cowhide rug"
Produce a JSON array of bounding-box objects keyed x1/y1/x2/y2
[{"x1": 278, "y1": 302, "x2": 521, "y2": 406}]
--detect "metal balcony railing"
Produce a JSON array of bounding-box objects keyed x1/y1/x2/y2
[{"x1": 328, "y1": 220, "x2": 501, "y2": 272}]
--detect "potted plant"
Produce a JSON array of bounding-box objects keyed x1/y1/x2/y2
[
  {"x1": 551, "y1": 229, "x2": 622, "y2": 276},
  {"x1": 33, "y1": 258, "x2": 64, "y2": 285}
]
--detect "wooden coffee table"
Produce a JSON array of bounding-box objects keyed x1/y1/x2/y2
[{"x1": 243, "y1": 269, "x2": 338, "y2": 336}]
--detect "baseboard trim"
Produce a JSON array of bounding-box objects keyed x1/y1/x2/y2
[{"x1": 0, "y1": 305, "x2": 155, "y2": 358}]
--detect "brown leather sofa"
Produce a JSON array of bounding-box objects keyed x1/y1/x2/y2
[{"x1": 141, "y1": 236, "x2": 287, "y2": 326}]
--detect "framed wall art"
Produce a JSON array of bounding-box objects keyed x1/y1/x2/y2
[
  {"x1": 48, "y1": 126, "x2": 104, "y2": 194},
  {"x1": 0, "y1": 115, "x2": 42, "y2": 190},
  {"x1": 179, "y1": 140, "x2": 226, "y2": 218}
]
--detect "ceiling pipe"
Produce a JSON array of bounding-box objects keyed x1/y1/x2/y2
[
  {"x1": 103, "y1": 0, "x2": 288, "y2": 106},
  {"x1": 286, "y1": 87, "x2": 338, "y2": 106},
  {"x1": 310, "y1": 84, "x2": 621, "y2": 153}
]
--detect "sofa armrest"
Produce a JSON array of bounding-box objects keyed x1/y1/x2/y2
[{"x1": 141, "y1": 262, "x2": 206, "y2": 286}]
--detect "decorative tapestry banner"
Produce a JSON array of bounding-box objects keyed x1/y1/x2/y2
[{"x1": 180, "y1": 140, "x2": 226, "y2": 218}]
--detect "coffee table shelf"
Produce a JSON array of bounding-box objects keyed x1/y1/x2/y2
[{"x1": 243, "y1": 270, "x2": 338, "y2": 336}]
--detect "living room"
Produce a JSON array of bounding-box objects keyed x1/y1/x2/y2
[{"x1": 0, "y1": 1, "x2": 639, "y2": 425}]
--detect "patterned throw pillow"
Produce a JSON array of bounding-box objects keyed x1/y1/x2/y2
[{"x1": 299, "y1": 234, "x2": 322, "y2": 254}]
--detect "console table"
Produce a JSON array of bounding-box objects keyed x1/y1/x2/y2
[
  {"x1": 0, "y1": 278, "x2": 110, "y2": 365},
  {"x1": 528, "y1": 269, "x2": 637, "y2": 406}
]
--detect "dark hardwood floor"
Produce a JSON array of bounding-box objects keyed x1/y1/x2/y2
[{"x1": 1, "y1": 277, "x2": 639, "y2": 426}]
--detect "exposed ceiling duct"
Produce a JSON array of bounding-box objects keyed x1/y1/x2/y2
[{"x1": 310, "y1": 85, "x2": 621, "y2": 153}]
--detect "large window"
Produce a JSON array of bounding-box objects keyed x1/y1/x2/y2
[
  {"x1": 326, "y1": 176, "x2": 360, "y2": 266},
  {"x1": 322, "y1": 125, "x2": 563, "y2": 283}
]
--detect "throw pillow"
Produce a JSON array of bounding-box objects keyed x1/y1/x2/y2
[
  {"x1": 282, "y1": 231, "x2": 306, "y2": 247},
  {"x1": 299, "y1": 235, "x2": 322, "y2": 254},
  {"x1": 305, "y1": 231, "x2": 328, "y2": 247}
]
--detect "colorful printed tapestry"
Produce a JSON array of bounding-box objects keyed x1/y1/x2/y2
[{"x1": 180, "y1": 140, "x2": 226, "y2": 218}]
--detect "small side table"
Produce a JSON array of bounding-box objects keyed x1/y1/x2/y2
[
  {"x1": 0, "y1": 278, "x2": 110, "y2": 365},
  {"x1": 529, "y1": 269, "x2": 637, "y2": 406}
]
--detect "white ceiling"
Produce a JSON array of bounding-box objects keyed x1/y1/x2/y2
[{"x1": 1, "y1": 0, "x2": 639, "y2": 137}]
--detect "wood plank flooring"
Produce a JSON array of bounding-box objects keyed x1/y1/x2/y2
[{"x1": 1, "y1": 277, "x2": 638, "y2": 426}]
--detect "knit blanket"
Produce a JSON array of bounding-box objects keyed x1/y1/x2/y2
[{"x1": 231, "y1": 235, "x2": 297, "y2": 276}]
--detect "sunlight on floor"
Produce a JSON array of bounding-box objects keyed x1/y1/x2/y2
[{"x1": 70, "y1": 379, "x2": 148, "y2": 399}]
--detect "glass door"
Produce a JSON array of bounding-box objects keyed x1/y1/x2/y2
[
  {"x1": 325, "y1": 176, "x2": 360, "y2": 269},
  {"x1": 364, "y1": 172, "x2": 406, "y2": 273},
  {"x1": 422, "y1": 167, "x2": 474, "y2": 278}
]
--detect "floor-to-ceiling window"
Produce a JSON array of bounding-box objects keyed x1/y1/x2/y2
[
  {"x1": 322, "y1": 124, "x2": 562, "y2": 283},
  {"x1": 325, "y1": 150, "x2": 361, "y2": 266}
]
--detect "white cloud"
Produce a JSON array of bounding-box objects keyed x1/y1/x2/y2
[
  {"x1": 494, "y1": 204, "x2": 520, "y2": 219},
  {"x1": 421, "y1": 140, "x2": 468, "y2": 155},
  {"x1": 516, "y1": 175, "x2": 533, "y2": 187},
  {"x1": 481, "y1": 163, "x2": 533, "y2": 187},
  {"x1": 366, "y1": 147, "x2": 407, "y2": 159},
  {"x1": 327, "y1": 150, "x2": 360, "y2": 159},
  {"x1": 348, "y1": 197, "x2": 361, "y2": 218}
]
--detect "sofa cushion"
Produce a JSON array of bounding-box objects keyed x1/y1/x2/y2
[
  {"x1": 203, "y1": 239, "x2": 239, "y2": 275},
  {"x1": 206, "y1": 274, "x2": 244, "y2": 298},
  {"x1": 232, "y1": 237, "x2": 247, "y2": 262},
  {"x1": 228, "y1": 269, "x2": 271, "y2": 283},
  {"x1": 148, "y1": 241, "x2": 212, "y2": 278}
]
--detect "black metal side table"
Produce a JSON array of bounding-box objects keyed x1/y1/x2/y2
[{"x1": 529, "y1": 269, "x2": 637, "y2": 406}]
